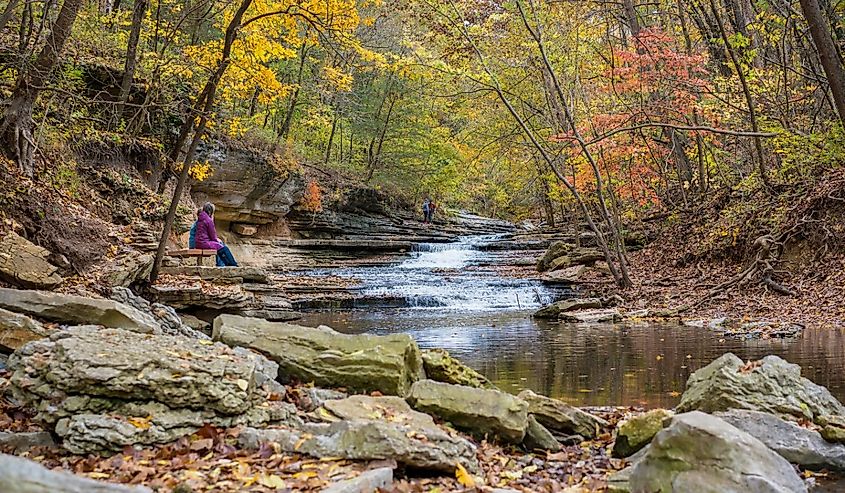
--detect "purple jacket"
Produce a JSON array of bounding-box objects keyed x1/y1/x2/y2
[{"x1": 194, "y1": 211, "x2": 222, "y2": 250}]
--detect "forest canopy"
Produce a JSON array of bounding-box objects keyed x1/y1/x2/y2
[{"x1": 1, "y1": 0, "x2": 844, "y2": 228}]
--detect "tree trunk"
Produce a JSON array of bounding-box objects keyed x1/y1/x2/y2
[
  {"x1": 799, "y1": 0, "x2": 845, "y2": 128},
  {"x1": 279, "y1": 40, "x2": 308, "y2": 139},
  {"x1": 115, "y1": 0, "x2": 148, "y2": 124},
  {"x1": 150, "y1": 0, "x2": 254, "y2": 283},
  {"x1": 0, "y1": 0, "x2": 83, "y2": 176},
  {"x1": 0, "y1": 0, "x2": 21, "y2": 32}
]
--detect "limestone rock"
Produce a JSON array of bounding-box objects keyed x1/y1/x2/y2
[
  {"x1": 54, "y1": 400, "x2": 299, "y2": 454},
  {"x1": 10, "y1": 326, "x2": 256, "y2": 417},
  {"x1": 0, "y1": 431, "x2": 56, "y2": 451},
  {"x1": 150, "y1": 284, "x2": 254, "y2": 310},
  {"x1": 110, "y1": 287, "x2": 205, "y2": 339},
  {"x1": 717, "y1": 409, "x2": 845, "y2": 471},
  {"x1": 179, "y1": 314, "x2": 210, "y2": 332},
  {"x1": 517, "y1": 389, "x2": 607, "y2": 439},
  {"x1": 0, "y1": 307, "x2": 49, "y2": 351},
  {"x1": 625, "y1": 411, "x2": 807, "y2": 493},
  {"x1": 533, "y1": 298, "x2": 602, "y2": 319},
  {"x1": 537, "y1": 241, "x2": 573, "y2": 272},
  {"x1": 322, "y1": 467, "x2": 393, "y2": 493},
  {"x1": 542, "y1": 265, "x2": 588, "y2": 283},
  {"x1": 160, "y1": 266, "x2": 269, "y2": 283},
  {"x1": 8, "y1": 326, "x2": 295, "y2": 452},
  {"x1": 818, "y1": 415, "x2": 845, "y2": 443},
  {"x1": 213, "y1": 314, "x2": 423, "y2": 396},
  {"x1": 407, "y1": 379, "x2": 529, "y2": 443},
  {"x1": 421, "y1": 348, "x2": 496, "y2": 389},
  {"x1": 0, "y1": 453, "x2": 151, "y2": 493},
  {"x1": 612, "y1": 409, "x2": 673, "y2": 458},
  {"x1": 0, "y1": 232, "x2": 63, "y2": 289},
  {"x1": 294, "y1": 387, "x2": 348, "y2": 412},
  {"x1": 240, "y1": 419, "x2": 479, "y2": 472},
  {"x1": 523, "y1": 416, "x2": 561, "y2": 451},
  {"x1": 232, "y1": 224, "x2": 259, "y2": 236},
  {"x1": 546, "y1": 248, "x2": 604, "y2": 272},
  {"x1": 100, "y1": 252, "x2": 153, "y2": 288},
  {"x1": 192, "y1": 144, "x2": 306, "y2": 225},
  {"x1": 0, "y1": 288, "x2": 159, "y2": 334},
  {"x1": 558, "y1": 308, "x2": 620, "y2": 323},
  {"x1": 323, "y1": 395, "x2": 436, "y2": 429},
  {"x1": 677, "y1": 353, "x2": 845, "y2": 423}
]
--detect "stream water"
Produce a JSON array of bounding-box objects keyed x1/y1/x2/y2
[{"x1": 298, "y1": 236, "x2": 845, "y2": 408}]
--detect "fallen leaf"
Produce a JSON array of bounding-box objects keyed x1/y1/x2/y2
[
  {"x1": 236, "y1": 379, "x2": 249, "y2": 391},
  {"x1": 455, "y1": 463, "x2": 475, "y2": 487}
]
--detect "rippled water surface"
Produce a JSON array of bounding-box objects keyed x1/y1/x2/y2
[{"x1": 298, "y1": 236, "x2": 845, "y2": 407}]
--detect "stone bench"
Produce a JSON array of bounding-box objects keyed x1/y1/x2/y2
[{"x1": 167, "y1": 248, "x2": 217, "y2": 266}]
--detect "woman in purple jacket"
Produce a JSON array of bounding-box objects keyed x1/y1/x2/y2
[{"x1": 195, "y1": 202, "x2": 238, "y2": 267}]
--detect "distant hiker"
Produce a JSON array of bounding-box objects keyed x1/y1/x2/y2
[
  {"x1": 195, "y1": 202, "x2": 238, "y2": 267},
  {"x1": 188, "y1": 208, "x2": 201, "y2": 249},
  {"x1": 422, "y1": 198, "x2": 432, "y2": 224},
  {"x1": 429, "y1": 200, "x2": 437, "y2": 222}
]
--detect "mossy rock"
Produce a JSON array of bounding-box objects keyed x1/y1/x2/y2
[
  {"x1": 612, "y1": 409, "x2": 673, "y2": 458},
  {"x1": 421, "y1": 348, "x2": 496, "y2": 390}
]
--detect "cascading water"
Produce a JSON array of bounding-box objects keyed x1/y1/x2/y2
[{"x1": 356, "y1": 235, "x2": 553, "y2": 310}]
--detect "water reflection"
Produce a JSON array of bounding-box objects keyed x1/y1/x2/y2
[{"x1": 298, "y1": 310, "x2": 845, "y2": 408}]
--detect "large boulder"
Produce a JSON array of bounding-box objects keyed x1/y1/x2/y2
[
  {"x1": 213, "y1": 314, "x2": 423, "y2": 396},
  {"x1": 0, "y1": 288, "x2": 160, "y2": 334},
  {"x1": 192, "y1": 144, "x2": 305, "y2": 225},
  {"x1": 0, "y1": 307, "x2": 49, "y2": 351},
  {"x1": 536, "y1": 241, "x2": 573, "y2": 272},
  {"x1": 717, "y1": 409, "x2": 845, "y2": 471},
  {"x1": 239, "y1": 419, "x2": 479, "y2": 472},
  {"x1": 612, "y1": 409, "x2": 673, "y2": 458},
  {"x1": 0, "y1": 232, "x2": 63, "y2": 289},
  {"x1": 623, "y1": 411, "x2": 807, "y2": 493},
  {"x1": 420, "y1": 348, "x2": 496, "y2": 389},
  {"x1": 0, "y1": 453, "x2": 150, "y2": 493},
  {"x1": 407, "y1": 380, "x2": 529, "y2": 443},
  {"x1": 533, "y1": 298, "x2": 602, "y2": 319},
  {"x1": 677, "y1": 353, "x2": 845, "y2": 423},
  {"x1": 8, "y1": 326, "x2": 295, "y2": 453},
  {"x1": 517, "y1": 389, "x2": 607, "y2": 439}
]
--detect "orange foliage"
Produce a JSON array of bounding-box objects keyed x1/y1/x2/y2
[{"x1": 301, "y1": 180, "x2": 323, "y2": 213}]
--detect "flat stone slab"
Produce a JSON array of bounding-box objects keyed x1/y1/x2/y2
[
  {"x1": 0, "y1": 288, "x2": 159, "y2": 334},
  {"x1": 323, "y1": 395, "x2": 436, "y2": 429},
  {"x1": 213, "y1": 314, "x2": 423, "y2": 396},
  {"x1": 240, "y1": 419, "x2": 478, "y2": 472},
  {"x1": 0, "y1": 307, "x2": 49, "y2": 351},
  {"x1": 0, "y1": 232, "x2": 62, "y2": 289},
  {"x1": 0, "y1": 453, "x2": 150, "y2": 492},
  {"x1": 0, "y1": 431, "x2": 56, "y2": 451},
  {"x1": 322, "y1": 467, "x2": 393, "y2": 493}
]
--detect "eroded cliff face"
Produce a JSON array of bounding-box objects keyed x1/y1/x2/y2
[{"x1": 191, "y1": 143, "x2": 306, "y2": 228}]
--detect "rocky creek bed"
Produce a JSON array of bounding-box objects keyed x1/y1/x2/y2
[{"x1": 2, "y1": 286, "x2": 845, "y2": 492}]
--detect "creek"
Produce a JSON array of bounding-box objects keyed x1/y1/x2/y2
[{"x1": 297, "y1": 235, "x2": 845, "y2": 408}]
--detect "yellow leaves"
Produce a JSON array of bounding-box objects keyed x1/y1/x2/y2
[
  {"x1": 455, "y1": 463, "x2": 475, "y2": 488},
  {"x1": 188, "y1": 160, "x2": 213, "y2": 181},
  {"x1": 258, "y1": 473, "x2": 286, "y2": 489},
  {"x1": 323, "y1": 66, "x2": 354, "y2": 92},
  {"x1": 127, "y1": 416, "x2": 152, "y2": 430},
  {"x1": 236, "y1": 379, "x2": 250, "y2": 391}
]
